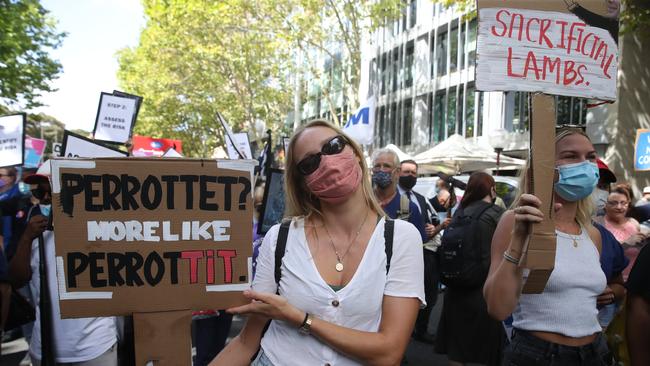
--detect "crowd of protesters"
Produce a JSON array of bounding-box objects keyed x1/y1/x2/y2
[{"x1": 1, "y1": 120, "x2": 650, "y2": 366}]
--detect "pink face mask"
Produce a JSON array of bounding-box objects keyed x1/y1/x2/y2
[{"x1": 304, "y1": 147, "x2": 362, "y2": 204}]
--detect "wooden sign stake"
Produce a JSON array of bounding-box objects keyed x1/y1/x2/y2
[
  {"x1": 134, "y1": 310, "x2": 192, "y2": 365},
  {"x1": 521, "y1": 93, "x2": 557, "y2": 294}
]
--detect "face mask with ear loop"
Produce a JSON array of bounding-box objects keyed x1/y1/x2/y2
[{"x1": 554, "y1": 161, "x2": 600, "y2": 202}]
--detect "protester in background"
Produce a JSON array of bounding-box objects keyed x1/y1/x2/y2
[
  {"x1": 596, "y1": 186, "x2": 646, "y2": 280},
  {"x1": 435, "y1": 172, "x2": 505, "y2": 366},
  {"x1": 9, "y1": 161, "x2": 118, "y2": 366},
  {"x1": 635, "y1": 186, "x2": 650, "y2": 207},
  {"x1": 593, "y1": 220, "x2": 628, "y2": 329},
  {"x1": 625, "y1": 244, "x2": 650, "y2": 366},
  {"x1": 484, "y1": 127, "x2": 613, "y2": 365},
  {"x1": 398, "y1": 159, "x2": 449, "y2": 344},
  {"x1": 0, "y1": 226, "x2": 9, "y2": 343},
  {"x1": 592, "y1": 158, "x2": 617, "y2": 216},
  {"x1": 430, "y1": 178, "x2": 453, "y2": 221},
  {"x1": 0, "y1": 167, "x2": 30, "y2": 255},
  {"x1": 211, "y1": 120, "x2": 424, "y2": 366},
  {"x1": 371, "y1": 149, "x2": 426, "y2": 242}
]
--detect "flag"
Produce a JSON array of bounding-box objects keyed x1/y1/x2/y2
[{"x1": 342, "y1": 97, "x2": 376, "y2": 145}]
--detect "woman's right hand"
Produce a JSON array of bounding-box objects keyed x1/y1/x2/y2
[{"x1": 511, "y1": 194, "x2": 544, "y2": 248}]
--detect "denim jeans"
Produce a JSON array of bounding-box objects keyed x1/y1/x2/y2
[
  {"x1": 251, "y1": 349, "x2": 274, "y2": 366},
  {"x1": 502, "y1": 329, "x2": 614, "y2": 366}
]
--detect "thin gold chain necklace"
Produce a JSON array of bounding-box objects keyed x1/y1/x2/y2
[{"x1": 323, "y1": 212, "x2": 369, "y2": 272}]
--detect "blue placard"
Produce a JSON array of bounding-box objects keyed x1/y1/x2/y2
[{"x1": 635, "y1": 129, "x2": 650, "y2": 171}]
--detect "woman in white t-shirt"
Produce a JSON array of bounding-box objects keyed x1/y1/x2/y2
[{"x1": 211, "y1": 120, "x2": 425, "y2": 366}]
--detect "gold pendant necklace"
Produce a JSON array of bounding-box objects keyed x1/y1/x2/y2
[{"x1": 324, "y1": 212, "x2": 369, "y2": 272}]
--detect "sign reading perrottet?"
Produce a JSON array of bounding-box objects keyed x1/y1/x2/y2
[
  {"x1": 51, "y1": 158, "x2": 256, "y2": 318},
  {"x1": 476, "y1": 0, "x2": 618, "y2": 101}
]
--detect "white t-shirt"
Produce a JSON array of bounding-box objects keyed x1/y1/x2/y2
[
  {"x1": 254, "y1": 217, "x2": 425, "y2": 366},
  {"x1": 29, "y1": 231, "x2": 117, "y2": 363}
]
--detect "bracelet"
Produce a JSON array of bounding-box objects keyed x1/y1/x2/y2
[
  {"x1": 503, "y1": 251, "x2": 521, "y2": 265},
  {"x1": 299, "y1": 313, "x2": 313, "y2": 335}
]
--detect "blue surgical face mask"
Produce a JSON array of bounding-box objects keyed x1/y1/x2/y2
[
  {"x1": 372, "y1": 171, "x2": 393, "y2": 189},
  {"x1": 554, "y1": 161, "x2": 600, "y2": 202},
  {"x1": 39, "y1": 204, "x2": 51, "y2": 217}
]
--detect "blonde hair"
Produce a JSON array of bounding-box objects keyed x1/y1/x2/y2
[
  {"x1": 514, "y1": 127, "x2": 594, "y2": 228},
  {"x1": 284, "y1": 119, "x2": 385, "y2": 218}
]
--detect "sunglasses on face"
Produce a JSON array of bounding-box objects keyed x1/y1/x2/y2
[
  {"x1": 297, "y1": 135, "x2": 348, "y2": 175},
  {"x1": 31, "y1": 187, "x2": 51, "y2": 200}
]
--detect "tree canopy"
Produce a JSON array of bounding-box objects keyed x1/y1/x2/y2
[
  {"x1": 0, "y1": 0, "x2": 65, "y2": 108},
  {"x1": 117, "y1": 0, "x2": 293, "y2": 158}
]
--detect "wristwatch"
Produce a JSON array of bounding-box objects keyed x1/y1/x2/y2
[{"x1": 299, "y1": 313, "x2": 313, "y2": 335}]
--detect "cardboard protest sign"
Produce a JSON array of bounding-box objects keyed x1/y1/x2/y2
[
  {"x1": 62, "y1": 130, "x2": 128, "y2": 159},
  {"x1": 24, "y1": 136, "x2": 47, "y2": 168},
  {"x1": 258, "y1": 169, "x2": 286, "y2": 235},
  {"x1": 50, "y1": 158, "x2": 256, "y2": 318},
  {"x1": 520, "y1": 94, "x2": 557, "y2": 293},
  {"x1": 634, "y1": 129, "x2": 650, "y2": 171},
  {"x1": 0, "y1": 113, "x2": 26, "y2": 168},
  {"x1": 476, "y1": 0, "x2": 618, "y2": 100},
  {"x1": 226, "y1": 132, "x2": 253, "y2": 160},
  {"x1": 93, "y1": 92, "x2": 138, "y2": 144},
  {"x1": 343, "y1": 96, "x2": 376, "y2": 145}
]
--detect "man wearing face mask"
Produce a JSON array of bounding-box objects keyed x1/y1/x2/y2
[
  {"x1": 371, "y1": 149, "x2": 426, "y2": 242},
  {"x1": 398, "y1": 160, "x2": 449, "y2": 344},
  {"x1": 10, "y1": 161, "x2": 118, "y2": 366}
]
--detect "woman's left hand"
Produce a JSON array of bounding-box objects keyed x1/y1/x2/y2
[
  {"x1": 227, "y1": 290, "x2": 304, "y2": 326},
  {"x1": 597, "y1": 286, "x2": 616, "y2": 306}
]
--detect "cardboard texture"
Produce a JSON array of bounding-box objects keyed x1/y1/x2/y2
[
  {"x1": 134, "y1": 310, "x2": 191, "y2": 366},
  {"x1": 476, "y1": 0, "x2": 618, "y2": 100},
  {"x1": 50, "y1": 158, "x2": 256, "y2": 318},
  {"x1": 521, "y1": 94, "x2": 558, "y2": 294}
]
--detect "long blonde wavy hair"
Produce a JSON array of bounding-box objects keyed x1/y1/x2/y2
[{"x1": 284, "y1": 119, "x2": 385, "y2": 218}]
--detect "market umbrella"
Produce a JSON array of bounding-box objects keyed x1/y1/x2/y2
[{"x1": 413, "y1": 134, "x2": 526, "y2": 174}]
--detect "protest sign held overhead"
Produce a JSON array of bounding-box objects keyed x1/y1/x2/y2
[
  {"x1": 476, "y1": 0, "x2": 618, "y2": 100},
  {"x1": 51, "y1": 158, "x2": 256, "y2": 318},
  {"x1": 343, "y1": 97, "x2": 375, "y2": 145},
  {"x1": 0, "y1": 113, "x2": 26, "y2": 168},
  {"x1": 93, "y1": 92, "x2": 139, "y2": 144},
  {"x1": 635, "y1": 129, "x2": 650, "y2": 171},
  {"x1": 24, "y1": 136, "x2": 47, "y2": 168},
  {"x1": 217, "y1": 112, "x2": 246, "y2": 159},
  {"x1": 132, "y1": 135, "x2": 183, "y2": 157},
  {"x1": 62, "y1": 130, "x2": 128, "y2": 159},
  {"x1": 225, "y1": 132, "x2": 253, "y2": 160}
]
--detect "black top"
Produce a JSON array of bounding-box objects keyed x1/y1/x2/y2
[{"x1": 626, "y1": 244, "x2": 650, "y2": 301}]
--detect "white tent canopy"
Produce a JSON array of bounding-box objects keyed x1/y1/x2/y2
[
  {"x1": 383, "y1": 143, "x2": 413, "y2": 162},
  {"x1": 413, "y1": 134, "x2": 526, "y2": 174}
]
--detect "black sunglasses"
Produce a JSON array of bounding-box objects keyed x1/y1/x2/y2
[
  {"x1": 31, "y1": 187, "x2": 51, "y2": 200},
  {"x1": 297, "y1": 135, "x2": 348, "y2": 175}
]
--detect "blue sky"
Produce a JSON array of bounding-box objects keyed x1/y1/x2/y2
[{"x1": 32, "y1": 0, "x2": 145, "y2": 132}]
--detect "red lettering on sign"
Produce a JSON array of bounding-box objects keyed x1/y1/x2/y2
[
  {"x1": 507, "y1": 47, "x2": 524, "y2": 77},
  {"x1": 217, "y1": 250, "x2": 237, "y2": 284},
  {"x1": 181, "y1": 250, "x2": 204, "y2": 284},
  {"x1": 491, "y1": 9, "x2": 509, "y2": 37}
]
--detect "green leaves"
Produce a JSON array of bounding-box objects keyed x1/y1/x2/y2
[
  {"x1": 117, "y1": 0, "x2": 292, "y2": 157},
  {"x1": 0, "y1": 0, "x2": 66, "y2": 109}
]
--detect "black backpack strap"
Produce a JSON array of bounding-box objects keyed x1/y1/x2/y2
[
  {"x1": 274, "y1": 220, "x2": 291, "y2": 287},
  {"x1": 252, "y1": 219, "x2": 291, "y2": 363},
  {"x1": 384, "y1": 219, "x2": 394, "y2": 274}
]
